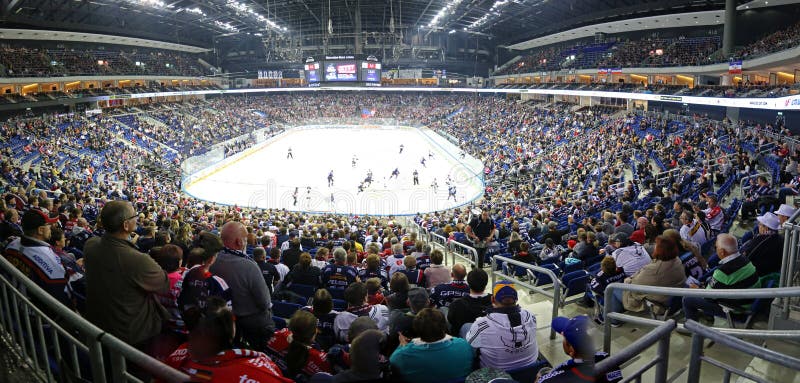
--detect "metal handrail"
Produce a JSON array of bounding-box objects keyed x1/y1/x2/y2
[
  {"x1": 449, "y1": 240, "x2": 478, "y2": 268},
  {"x1": 739, "y1": 171, "x2": 771, "y2": 194},
  {"x1": 595, "y1": 320, "x2": 676, "y2": 383},
  {"x1": 428, "y1": 231, "x2": 454, "y2": 265},
  {"x1": 0, "y1": 254, "x2": 190, "y2": 382},
  {"x1": 780, "y1": 210, "x2": 800, "y2": 317},
  {"x1": 685, "y1": 320, "x2": 800, "y2": 383},
  {"x1": 602, "y1": 283, "x2": 800, "y2": 352},
  {"x1": 490, "y1": 255, "x2": 561, "y2": 339}
]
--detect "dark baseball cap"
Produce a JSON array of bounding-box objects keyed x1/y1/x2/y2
[
  {"x1": 21, "y1": 209, "x2": 57, "y2": 232},
  {"x1": 552, "y1": 315, "x2": 594, "y2": 355}
]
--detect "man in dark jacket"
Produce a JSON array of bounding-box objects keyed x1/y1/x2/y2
[
  {"x1": 541, "y1": 221, "x2": 569, "y2": 247},
  {"x1": 447, "y1": 268, "x2": 492, "y2": 336},
  {"x1": 84, "y1": 201, "x2": 168, "y2": 348},
  {"x1": 741, "y1": 212, "x2": 783, "y2": 277},
  {"x1": 281, "y1": 237, "x2": 302, "y2": 269}
]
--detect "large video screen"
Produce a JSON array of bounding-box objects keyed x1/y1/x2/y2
[
  {"x1": 324, "y1": 61, "x2": 358, "y2": 81},
  {"x1": 304, "y1": 63, "x2": 320, "y2": 83},
  {"x1": 363, "y1": 69, "x2": 380, "y2": 82}
]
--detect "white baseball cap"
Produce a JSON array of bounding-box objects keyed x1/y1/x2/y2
[
  {"x1": 757, "y1": 212, "x2": 781, "y2": 231},
  {"x1": 775, "y1": 204, "x2": 796, "y2": 218}
]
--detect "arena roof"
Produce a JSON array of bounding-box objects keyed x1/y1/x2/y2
[{"x1": 0, "y1": 0, "x2": 750, "y2": 49}]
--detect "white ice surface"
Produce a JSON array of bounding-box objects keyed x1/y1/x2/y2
[{"x1": 183, "y1": 126, "x2": 484, "y2": 215}]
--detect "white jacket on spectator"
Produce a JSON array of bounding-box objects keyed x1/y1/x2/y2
[
  {"x1": 679, "y1": 221, "x2": 709, "y2": 250},
  {"x1": 333, "y1": 304, "x2": 389, "y2": 342},
  {"x1": 466, "y1": 306, "x2": 539, "y2": 370},
  {"x1": 611, "y1": 243, "x2": 652, "y2": 276}
]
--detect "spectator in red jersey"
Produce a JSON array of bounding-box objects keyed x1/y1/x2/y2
[
  {"x1": 266, "y1": 310, "x2": 334, "y2": 380},
  {"x1": 366, "y1": 277, "x2": 385, "y2": 306},
  {"x1": 152, "y1": 244, "x2": 186, "y2": 336},
  {"x1": 161, "y1": 297, "x2": 292, "y2": 383}
]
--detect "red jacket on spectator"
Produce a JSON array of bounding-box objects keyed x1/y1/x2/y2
[{"x1": 161, "y1": 345, "x2": 292, "y2": 383}]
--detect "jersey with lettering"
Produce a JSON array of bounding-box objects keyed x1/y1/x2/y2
[
  {"x1": 321, "y1": 264, "x2": 358, "y2": 297},
  {"x1": 160, "y1": 345, "x2": 292, "y2": 383},
  {"x1": 430, "y1": 280, "x2": 470, "y2": 308}
]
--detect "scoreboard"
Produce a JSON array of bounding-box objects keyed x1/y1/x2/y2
[{"x1": 304, "y1": 55, "x2": 381, "y2": 86}]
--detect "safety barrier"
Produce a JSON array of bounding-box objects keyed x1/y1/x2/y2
[
  {"x1": 594, "y1": 319, "x2": 676, "y2": 383},
  {"x1": 449, "y1": 240, "x2": 479, "y2": 268},
  {"x1": 778, "y1": 208, "x2": 800, "y2": 327},
  {"x1": 602, "y1": 283, "x2": 800, "y2": 352},
  {"x1": 490, "y1": 256, "x2": 561, "y2": 339},
  {"x1": 427, "y1": 231, "x2": 453, "y2": 264},
  {"x1": 0, "y1": 255, "x2": 190, "y2": 383},
  {"x1": 685, "y1": 320, "x2": 800, "y2": 383},
  {"x1": 739, "y1": 171, "x2": 771, "y2": 193}
]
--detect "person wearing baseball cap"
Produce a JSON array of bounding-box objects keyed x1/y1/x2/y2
[
  {"x1": 537, "y1": 315, "x2": 622, "y2": 383},
  {"x1": 774, "y1": 204, "x2": 796, "y2": 225},
  {"x1": 740, "y1": 212, "x2": 783, "y2": 277},
  {"x1": 4, "y1": 209, "x2": 71, "y2": 306},
  {"x1": 466, "y1": 280, "x2": 538, "y2": 370}
]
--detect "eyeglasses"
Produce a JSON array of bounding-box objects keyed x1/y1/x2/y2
[{"x1": 125, "y1": 213, "x2": 139, "y2": 221}]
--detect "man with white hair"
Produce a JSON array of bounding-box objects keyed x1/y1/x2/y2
[
  {"x1": 321, "y1": 247, "x2": 359, "y2": 299},
  {"x1": 683, "y1": 234, "x2": 761, "y2": 321}
]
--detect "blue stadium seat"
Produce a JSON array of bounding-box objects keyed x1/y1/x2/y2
[
  {"x1": 273, "y1": 316, "x2": 287, "y2": 330},
  {"x1": 560, "y1": 270, "x2": 590, "y2": 306},
  {"x1": 288, "y1": 283, "x2": 317, "y2": 299},
  {"x1": 273, "y1": 301, "x2": 302, "y2": 319}
]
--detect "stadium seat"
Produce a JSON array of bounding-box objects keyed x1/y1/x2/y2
[
  {"x1": 587, "y1": 262, "x2": 602, "y2": 276},
  {"x1": 273, "y1": 316, "x2": 287, "y2": 330},
  {"x1": 332, "y1": 299, "x2": 347, "y2": 311},
  {"x1": 560, "y1": 270, "x2": 590, "y2": 306},
  {"x1": 719, "y1": 280, "x2": 775, "y2": 329},
  {"x1": 273, "y1": 301, "x2": 303, "y2": 319},
  {"x1": 644, "y1": 296, "x2": 683, "y2": 320},
  {"x1": 506, "y1": 359, "x2": 550, "y2": 382},
  {"x1": 287, "y1": 283, "x2": 317, "y2": 299}
]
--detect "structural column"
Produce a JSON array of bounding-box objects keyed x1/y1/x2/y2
[
  {"x1": 722, "y1": 0, "x2": 737, "y2": 58},
  {"x1": 354, "y1": 0, "x2": 362, "y2": 54}
]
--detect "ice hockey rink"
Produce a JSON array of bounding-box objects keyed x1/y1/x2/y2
[{"x1": 183, "y1": 125, "x2": 485, "y2": 215}]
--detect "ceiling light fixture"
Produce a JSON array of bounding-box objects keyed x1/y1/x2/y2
[{"x1": 427, "y1": 0, "x2": 464, "y2": 28}]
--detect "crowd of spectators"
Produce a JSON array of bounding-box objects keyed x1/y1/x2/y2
[
  {"x1": 728, "y1": 20, "x2": 800, "y2": 60},
  {"x1": 0, "y1": 92, "x2": 792, "y2": 382},
  {"x1": 0, "y1": 43, "x2": 210, "y2": 77},
  {"x1": 497, "y1": 20, "x2": 800, "y2": 76}
]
